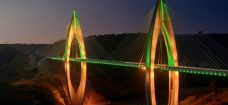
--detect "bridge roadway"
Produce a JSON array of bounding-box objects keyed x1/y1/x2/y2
[{"x1": 48, "y1": 57, "x2": 228, "y2": 77}]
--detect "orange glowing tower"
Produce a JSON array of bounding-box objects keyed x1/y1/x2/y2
[
  {"x1": 64, "y1": 11, "x2": 87, "y2": 105},
  {"x1": 145, "y1": 0, "x2": 179, "y2": 105}
]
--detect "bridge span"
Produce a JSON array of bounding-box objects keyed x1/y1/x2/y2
[{"x1": 49, "y1": 57, "x2": 228, "y2": 77}]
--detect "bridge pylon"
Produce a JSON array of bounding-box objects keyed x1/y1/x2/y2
[
  {"x1": 145, "y1": 0, "x2": 179, "y2": 105},
  {"x1": 64, "y1": 11, "x2": 87, "y2": 105}
]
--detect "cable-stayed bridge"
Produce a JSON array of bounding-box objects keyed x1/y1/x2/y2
[
  {"x1": 48, "y1": 0, "x2": 228, "y2": 105},
  {"x1": 49, "y1": 57, "x2": 228, "y2": 77}
]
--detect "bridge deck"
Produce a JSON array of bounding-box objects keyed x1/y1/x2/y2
[
  {"x1": 48, "y1": 57, "x2": 228, "y2": 77},
  {"x1": 48, "y1": 57, "x2": 145, "y2": 68}
]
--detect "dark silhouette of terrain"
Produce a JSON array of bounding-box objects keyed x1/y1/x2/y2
[{"x1": 0, "y1": 33, "x2": 228, "y2": 104}]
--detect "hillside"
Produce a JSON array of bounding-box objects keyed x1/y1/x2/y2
[{"x1": 0, "y1": 33, "x2": 228, "y2": 104}]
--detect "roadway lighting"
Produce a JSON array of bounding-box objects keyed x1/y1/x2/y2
[{"x1": 141, "y1": 66, "x2": 147, "y2": 71}]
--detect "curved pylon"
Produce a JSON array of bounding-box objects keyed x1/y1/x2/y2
[
  {"x1": 145, "y1": 0, "x2": 179, "y2": 105},
  {"x1": 64, "y1": 11, "x2": 87, "y2": 105}
]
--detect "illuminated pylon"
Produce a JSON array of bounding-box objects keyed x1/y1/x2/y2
[
  {"x1": 145, "y1": 0, "x2": 179, "y2": 105},
  {"x1": 64, "y1": 11, "x2": 87, "y2": 105}
]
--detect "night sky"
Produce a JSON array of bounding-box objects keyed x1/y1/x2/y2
[{"x1": 0, "y1": 0, "x2": 227, "y2": 44}]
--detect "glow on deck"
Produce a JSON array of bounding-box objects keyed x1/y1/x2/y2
[{"x1": 48, "y1": 57, "x2": 228, "y2": 77}]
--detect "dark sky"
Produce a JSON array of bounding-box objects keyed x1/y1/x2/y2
[{"x1": 0, "y1": 0, "x2": 227, "y2": 44}]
